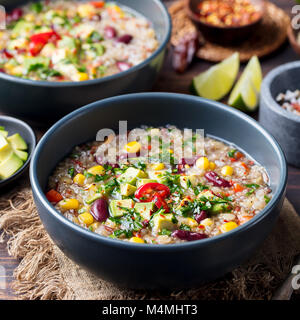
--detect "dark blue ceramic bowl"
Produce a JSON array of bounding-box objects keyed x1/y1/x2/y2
[
  {"x1": 30, "y1": 93, "x2": 287, "y2": 289},
  {"x1": 259, "y1": 61, "x2": 300, "y2": 168},
  {"x1": 0, "y1": 0, "x2": 171, "y2": 122}
]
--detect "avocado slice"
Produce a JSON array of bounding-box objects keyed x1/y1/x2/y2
[
  {"x1": 7, "y1": 133, "x2": 28, "y2": 151},
  {"x1": 12, "y1": 21, "x2": 34, "y2": 37},
  {"x1": 0, "y1": 135, "x2": 9, "y2": 152},
  {"x1": 58, "y1": 36, "x2": 78, "y2": 50},
  {"x1": 209, "y1": 203, "x2": 232, "y2": 215},
  {"x1": 14, "y1": 150, "x2": 28, "y2": 162},
  {"x1": 109, "y1": 199, "x2": 135, "y2": 217},
  {"x1": 120, "y1": 183, "x2": 137, "y2": 196},
  {"x1": 151, "y1": 213, "x2": 177, "y2": 233},
  {"x1": 0, "y1": 152, "x2": 23, "y2": 180},
  {"x1": 134, "y1": 202, "x2": 155, "y2": 220},
  {"x1": 118, "y1": 167, "x2": 147, "y2": 185},
  {"x1": 0, "y1": 144, "x2": 13, "y2": 162},
  {"x1": 0, "y1": 130, "x2": 8, "y2": 138},
  {"x1": 23, "y1": 57, "x2": 50, "y2": 73},
  {"x1": 136, "y1": 179, "x2": 157, "y2": 188},
  {"x1": 85, "y1": 193, "x2": 102, "y2": 205}
]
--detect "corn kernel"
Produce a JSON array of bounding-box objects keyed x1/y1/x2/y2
[
  {"x1": 59, "y1": 199, "x2": 79, "y2": 211},
  {"x1": 73, "y1": 173, "x2": 85, "y2": 186},
  {"x1": 77, "y1": 3, "x2": 96, "y2": 18},
  {"x1": 220, "y1": 221, "x2": 238, "y2": 233},
  {"x1": 185, "y1": 164, "x2": 190, "y2": 169},
  {"x1": 24, "y1": 13, "x2": 35, "y2": 22},
  {"x1": 209, "y1": 162, "x2": 216, "y2": 170},
  {"x1": 201, "y1": 218, "x2": 213, "y2": 227},
  {"x1": 11, "y1": 66, "x2": 23, "y2": 76},
  {"x1": 87, "y1": 165, "x2": 105, "y2": 176},
  {"x1": 77, "y1": 72, "x2": 89, "y2": 81},
  {"x1": 196, "y1": 157, "x2": 210, "y2": 170},
  {"x1": 168, "y1": 149, "x2": 174, "y2": 154},
  {"x1": 78, "y1": 212, "x2": 94, "y2": 226},
  {"x1": 124, "y1": 141, "x2": 141, "y2": 153},
  {"x1": 90, "y1": 222, "x2": 101, "y2": 231},
  {"x1": 0, "y1": 32, "x2": 4, "y2": 39},
  {"x1": 186, "y1": 218, "x2": 198, "y2": 228},
  {"x1": 221, "y1": 165, "x2": 234, "y2": 176},
  {"x1": 151, "y1": 163, "x2": 165, "y2": 170},
  {"x1": 129, "y1": 237, "x2": 145, "y2": 244}
]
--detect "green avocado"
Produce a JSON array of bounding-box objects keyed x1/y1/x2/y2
[
  {"x1": 0, "y1": 135, "x2": 9, "y2": 152},
  {"x1": 134, "y1": 202, "x2": 155, "y2": 220},
  {"x1": 209, "y1": 203, "x2": 232, "y2": 215},
  {"x1": 0, "y1": 152, "x2": 23, "y2": 180},
  {"x1": 14, "y1": 150, "x2": 28, "y2": 162},
  {"x1": 0, "y1": 130, "x2": 8, "y2": 138},
  {"x1": 58, "y1": 36, "x2": 78, "y2": 50},
  {"x1": 109, "y1": 199, "x2": 135, "y2": 217},
  {"x1": 120, "y1": 183, "x2": 137, "y2": 196},
  {"x1": 136, "y1": 179, "x2": 157, "y2": 188},
  {"x1": 85, "y1": 193, "x2": 102, "y2": 205},
  {"x1": 12, "y1": 21, "x2": 34, "y2": 36},
  {"x1": 151, "y1": 213, "x2": 177, "y2": 233},
  {"x1": 118, "y1": 167, "x2": 147, "y2": 185},
  {"x1": 7, "y1": 133, "x2": 27, "y2": 151},
  {"x1": 23, "y1": 57, "x2": 50, "y2": 72}
]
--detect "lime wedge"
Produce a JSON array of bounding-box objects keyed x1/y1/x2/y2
[
  {"x1": 191, "y1": 52, "x2": 240, "y2": 101},
  {"x1": 228, "y1": 56, "x2": 262, "y2": 111}
]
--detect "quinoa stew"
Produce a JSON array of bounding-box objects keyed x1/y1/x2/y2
[
  {"x1": 0, "y1": 0, "x2": 159, "y2": 81},
  {"x1": 47, "y1": 127, "x2": 272, "y2": 244}
]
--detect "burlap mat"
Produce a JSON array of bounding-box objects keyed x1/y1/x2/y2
[
  {"x1": 0, "y1": 181, "x2": 300, "y2": 300},
  {"x1": 169, "y1": 1, "x2": 290, "y2": 62}
]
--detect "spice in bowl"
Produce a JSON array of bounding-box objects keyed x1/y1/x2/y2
[
  {"x1": 196, "y1": 0, "x2": 262, "y2": 27},
  {"x1": 276, "y1": 90, "x2": 300, "y2": 116}
]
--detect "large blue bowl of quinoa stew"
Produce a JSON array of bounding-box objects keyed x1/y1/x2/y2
[
  {"x1": 30, "y1": 93, "x2": 287, "y2": 289},
  {"x1": 0, "y1": 0, "x2": 171, "y2": 122}
]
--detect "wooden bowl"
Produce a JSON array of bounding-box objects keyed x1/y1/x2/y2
[
  {"x1": 185, "y1": 0, "x2": 265, "y2": 45},
  {"x1": 287, "y1": 24, "x2": 300, "y2": 56}
]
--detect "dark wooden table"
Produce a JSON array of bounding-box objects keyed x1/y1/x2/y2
[{"x1": 0, "y1": 0, "x2": 299, "y2": 300}]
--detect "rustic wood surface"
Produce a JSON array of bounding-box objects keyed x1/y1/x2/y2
[{"x1": 0, "y1": 0, "x2": 299, "y2": 300}]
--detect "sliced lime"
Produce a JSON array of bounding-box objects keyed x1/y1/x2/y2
[
  {"x1": 228, "y1": 56, "x2": 262, "y2": 111},
  {"x1": 191, "y1": 52, "x2": 240, "y2": 101}
]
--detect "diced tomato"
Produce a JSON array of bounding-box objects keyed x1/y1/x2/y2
[
  {"x1": 241, "y1": 162, "x2": 249, "y2": 174},
  {"x1": 233, "y1": 183, "x2": 244, "y2": 193},
  {"x1": 46, "y1": 189, "x2": 63, "y2": 203},
  {"x1": 29, "y1": 31, "x2": 61, "y2": 56},
  {"x1": 135, "y1": 183, "x2": 170, "y2": 202},
  {"x1": 90, "y1": 1, "x2": 105, "y2": 8}
]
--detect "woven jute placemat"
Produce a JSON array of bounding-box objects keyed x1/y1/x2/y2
[
  {"x1": 0, "y1": 181, "x2": 300, "y2": 300},
  {"x1": 169, "y1": 1, "x2": 290, "y2": 62}
]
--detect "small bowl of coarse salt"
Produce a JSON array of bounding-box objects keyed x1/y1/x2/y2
[{"x1": 259, "y1": 61, "x2": 300, "y2": 168}]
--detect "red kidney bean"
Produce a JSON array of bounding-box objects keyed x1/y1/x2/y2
[
  {"x1": 172, "y1": 230, "x2": 208, "y2": 241},
  {"x1": 110, "y1": 163, "x2": 120, "y2": 169},
  {"x1": 104, "y1": 26, "x2": 117, "y2": 39},
  {"x1": 205, "y1": 171, "x2": 231, "y2": 188},
  {"x1": 117, "y1": 34, "x2": 133, "y2": 44},
  {"x1": 116, "y1": 61, "x2": 131, "y2": 72},
  {"x1": 6, "y1": 8, "x2": 23, "y2": 23},
  {"x1": 91, "y1": 198, "x2": 109, "y2": 222},
  {"x1": 0, "y1": 69, "x2": 5, "y2": 73},
  {"x1": 1, "y1": 49, "x2": 13, "y2": 59},
  {"x1": 194, "y1": 210, "x2": 207, "y2": 224}
]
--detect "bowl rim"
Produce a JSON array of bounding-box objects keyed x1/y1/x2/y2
[
  {"x1": 0, "y1": 0, "x2": 172, "y2": 88},
  {"x1": 185, "y1": 0, "x2": 265, "y2": 31},
  {"x1": 261, "y1": 61, "x2": 300, "y2": 123},
  {"x1": 0, "y1": 115, "x2": 36, "y2": 187},
  {"x1": 30, "y1": 92, "x2": 287, "y2": 251}
]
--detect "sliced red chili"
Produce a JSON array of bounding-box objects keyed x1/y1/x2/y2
[
  {"x1": 135, "y1": 183, "x2": 170, "y2": 202},
  {"x1": 153, "y1": 194, "x2": 170, "y2": 213},
  {"x1": 29, "y1": 31, "x2": 61, "y2": 56}
]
